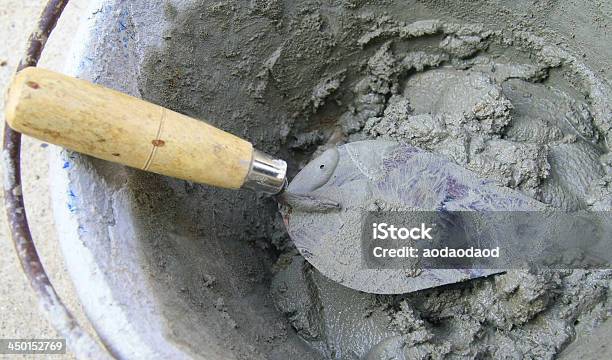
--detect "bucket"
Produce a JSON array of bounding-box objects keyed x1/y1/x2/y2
[{"x1": 46, "y1": 0, "x2": 612, "y2": 358}]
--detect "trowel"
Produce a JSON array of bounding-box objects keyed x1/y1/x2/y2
[
  {"x1": 5, "y1": 67, "x2": 338, "y2": 210},
  {"x1": 5, "y1": 68, "x2": 539, "y2": 294}
]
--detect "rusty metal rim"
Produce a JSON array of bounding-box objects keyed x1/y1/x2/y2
[{"x1": 3, "y1": 0, "x2": 114, "y2": 358}]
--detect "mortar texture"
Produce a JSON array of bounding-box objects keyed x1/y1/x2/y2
[{"x1": 272, "y1": 15, "x2": 612, "y2": 360}]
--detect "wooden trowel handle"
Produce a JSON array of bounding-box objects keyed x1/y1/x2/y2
[{"x1": 5, "y1": 67, "x2": 286, "y2": 193}]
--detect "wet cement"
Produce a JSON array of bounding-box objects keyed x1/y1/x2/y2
[
  {"x1": 273, "y1": 17, "x2": 612, "y2": 360},
  {"x1": 126, "y1": 1, "x2": 612, "y2": 359}
]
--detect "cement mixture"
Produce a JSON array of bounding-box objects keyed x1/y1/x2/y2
[
  {"x1": 271, "y1": 18, "x2": 612, "y2": 360},
  {"x1": 117, "y1": 2, "x2": 612, "y2": 359}
]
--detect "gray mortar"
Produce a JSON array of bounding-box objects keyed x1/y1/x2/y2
[
  {"x1": 61, "y1": 1, "x2": 612, "y2": 359},
  {"x1": 272, "y1": 14, "x2": 612, "y2": 360}
]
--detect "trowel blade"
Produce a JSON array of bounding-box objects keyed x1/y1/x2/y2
[{"x1": 282, "y1": 140, "x2": 546, "y2": 294}]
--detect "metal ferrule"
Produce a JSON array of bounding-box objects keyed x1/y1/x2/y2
[{"x1": 242, "y1": 149, "x2": 287, "y2": 195}]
